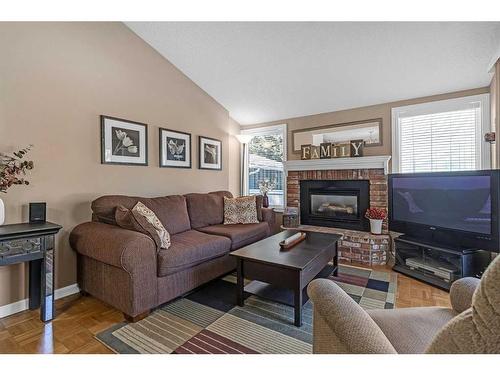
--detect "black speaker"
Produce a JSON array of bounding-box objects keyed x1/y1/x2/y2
[{"x1": 29, "y1": 202, "x2": 46, "y2": 223}]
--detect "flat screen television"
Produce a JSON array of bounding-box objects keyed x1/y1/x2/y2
[{"x1": 388, "y1": 170, "x2": 500, "y2": 251}]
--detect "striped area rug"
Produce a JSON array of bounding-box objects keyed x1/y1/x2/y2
[{"x1": 96, "y1": 264, "x2": 397, "y2": 354}]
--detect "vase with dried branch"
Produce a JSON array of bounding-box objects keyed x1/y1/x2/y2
[
  {"x1": 0, "y1": 145, "x2": 34, "y2": 225},
  {"x1": 258, "y1": 179, "x2": 277, "y2": 208}
]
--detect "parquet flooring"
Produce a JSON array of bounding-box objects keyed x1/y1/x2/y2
[{"x1": 0, "y1": 267, "x2": 451, "y2": 354}]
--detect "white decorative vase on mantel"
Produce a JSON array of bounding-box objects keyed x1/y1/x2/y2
[{"x1": 0, "y1": 197, "x2": 4, "y2": 225}]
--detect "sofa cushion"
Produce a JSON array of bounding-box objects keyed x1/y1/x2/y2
[
  {"x1": 255, "y1": 195, "x2": 264, "y2": 222},
  {"x1": 157, "y1": 230, "x2": 231, "y2": 276},
  {"x1": 197, "y1": 222, "x2": 270, "y2": 250},
  {"x1": 184, "y1": 191, "x2": 233, "y2": 229},
  {"x1": 92, "y1": 195, "x2": 191, "y2": 235}
]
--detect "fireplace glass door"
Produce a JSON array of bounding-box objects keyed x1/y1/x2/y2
[
  {"x1": 310, "y1": 193, "x2": 359, "y2": 220},
  {"x1": 300, "y1": 179, "x2": 370, "y2": 231}
]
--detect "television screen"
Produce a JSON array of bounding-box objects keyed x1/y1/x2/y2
[{"x1": 391, "y1": 175, "x2": 492, "y2": 235}]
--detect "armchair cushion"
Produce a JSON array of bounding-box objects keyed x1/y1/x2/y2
[
  {"x1": 307, "y1": 279, "x2": 397, "y2": 354},
  {"x1": 449, "y1": 277, "x2": 480, "y2": 313},
  {"x1": 368, "y1": 307, "x2": 457, "y2": 354},
  {"x1": 426, "y1": 255, "x2": 500, "y2": 354}
]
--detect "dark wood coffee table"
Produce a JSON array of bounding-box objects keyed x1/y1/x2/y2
[{"x1": 230, "y1": 230, "x2": 341, "y2": 327}]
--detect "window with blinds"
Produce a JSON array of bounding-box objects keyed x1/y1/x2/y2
[{"x1": 392, "y1": 94, "x2": 490, "y2": 173}]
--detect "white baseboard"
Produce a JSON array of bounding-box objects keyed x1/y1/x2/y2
[
  {"x1": 0, "y1": 299, "x2": 29, "y2": 319},
  {"x1": 54, "y1": 283, "x2": 80, "y2": 300},
  {"x1": 0, "y1": 283, "x2": 80, "y2": 319}
]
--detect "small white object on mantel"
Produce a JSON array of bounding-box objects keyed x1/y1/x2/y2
[{"x1": 284, "y1": 155, "x2": 392, "y2": 175}]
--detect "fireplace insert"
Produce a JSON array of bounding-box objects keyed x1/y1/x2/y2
[{"x1": 300, "y1": 180, "x2": 370, "y2": 231}]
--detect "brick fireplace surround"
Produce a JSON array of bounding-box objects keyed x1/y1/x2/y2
[{"x1": 286, "y1": 168, "x2": 390, "y2": 266}]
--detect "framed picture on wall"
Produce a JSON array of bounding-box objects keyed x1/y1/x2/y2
[
  {"x1": 199, "y1": 136, "x2": 222, "y2": 170},
  {"x1": 291, "y1": 118, "x2": 382, "y2": 154},
  {"x1": 101, "y1": 115, "x2": 148, "y2": 166},
  {"x1": 159, "y1": 128, "x2": 192, "y2": 168}
]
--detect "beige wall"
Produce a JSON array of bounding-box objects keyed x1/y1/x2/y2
[
  {"x1": 243, "y1": 87, "x2": 490, "y2": 160},
  {"x1": 0, "y1": 22, "x2": 240, "y2": 307},
  {"x1": 228, "y1": 117, "x2": 242, "y2": 194}
]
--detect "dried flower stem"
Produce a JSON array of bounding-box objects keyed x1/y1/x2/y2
[{"x1": 0, "y1": 145, "x2": 34, "y2": 193}]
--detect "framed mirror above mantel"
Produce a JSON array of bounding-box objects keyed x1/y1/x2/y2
[{"x1": 291, "y1": 118, "x2": 383, "y2": 154}]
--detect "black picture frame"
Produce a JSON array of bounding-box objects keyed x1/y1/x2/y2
[
  {"x1": 198, "y1": 136, "x2": 222, "y2": 171},
  {"x1": 100, "y1": 115, "x2": 148, "y2": 166},
  {"x1": 159, "y1": 127, "x2": 192, "y2": 168}
]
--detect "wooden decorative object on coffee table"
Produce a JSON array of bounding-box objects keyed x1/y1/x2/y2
[
  {"x1": 231, "y1": 230, "x2": 341, "y2": 327},
  {"x1": 279, "y1": 232, "x2": 306, "y2": 250}
]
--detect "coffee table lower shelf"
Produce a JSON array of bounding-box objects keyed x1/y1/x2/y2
[{"x1": 236, "y1": 260, "x2": 337, "y2": 327}]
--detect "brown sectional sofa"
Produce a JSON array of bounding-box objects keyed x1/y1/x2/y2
[{"x1": 69, "y1": 191, "x2": 275, "y2": 321}]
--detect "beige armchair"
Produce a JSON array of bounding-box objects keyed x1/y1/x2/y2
[{"x1": 307, "y1": 255, "x2": 500, "y2": 354}]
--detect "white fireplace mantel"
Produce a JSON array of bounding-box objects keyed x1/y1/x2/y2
[{"x1": 284, "y1": 155, "x2": 392, "y2": 174}]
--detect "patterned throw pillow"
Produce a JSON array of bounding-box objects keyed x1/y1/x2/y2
[
  {"x1": 131, "y1": 201, "x2": 171, "y2": 249},
  {"x1": 223, "y1": 196, "x2": 259, "y2": 225}
]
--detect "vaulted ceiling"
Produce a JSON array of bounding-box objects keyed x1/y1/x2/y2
[{"x1": 126, "y1": 22, "x2": 500, "y2": 125}]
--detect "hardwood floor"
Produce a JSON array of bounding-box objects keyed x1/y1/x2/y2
[
  {"x1": 0, "y1": 267, "x2": 451, "y2": 354},
  {"x1": 0, "y1": 294, "x2": 120, "y2": 353}
]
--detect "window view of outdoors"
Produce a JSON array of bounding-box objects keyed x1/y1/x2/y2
[{"x1": 248, "y1": 133, "x2": 284, "y2": 207}]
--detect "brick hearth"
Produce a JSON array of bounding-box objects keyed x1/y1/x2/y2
[{"x1": 286, "y1": 168, "x2": 390, "y2": 265}]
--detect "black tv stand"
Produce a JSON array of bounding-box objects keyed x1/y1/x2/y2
[{"x1": 393, "y1": 235, "x2": 491, "y2": 291}]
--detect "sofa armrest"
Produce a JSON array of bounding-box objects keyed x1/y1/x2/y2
[
  {"x1": 261, "y1": 207, "x2": 276, "y2": 232},
  {"x1": 450, "y1": 277, "x2": 480, "y2": 313},
  {"x1": 307, "y1": 279, "x2": 397, "y2": 354},
  {"x1": 69, "y1": 222, "x2": 157, "y2": 275}
]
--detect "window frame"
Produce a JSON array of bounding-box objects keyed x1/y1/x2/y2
[
  {"x1": 241, "y1": 124, "x2": 287, "y2": 209},
  {"x1": 391, "y1": 94, "x2": 491, "y2": 174}
]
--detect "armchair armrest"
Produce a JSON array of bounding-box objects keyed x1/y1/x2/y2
[
  {"x1": 261, "y1": 207, "x2": 276, "y2": 232},
  {"x1": 69, "y1": 222, "x2": 157, "y2": 275},
  {"x1": 450, "y1": 277, "x2": 480, "y2": 313},
  {"x1": 307, "y1": 279, "x2": 396, "y2": 354}
]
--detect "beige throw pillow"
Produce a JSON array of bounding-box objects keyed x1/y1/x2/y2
[
  {"x1": 131, "y1": 201, "x2": 171, "y2": 249},
  {"x1": 224, "y1": 196, "x2": 259, "y2": 225}
]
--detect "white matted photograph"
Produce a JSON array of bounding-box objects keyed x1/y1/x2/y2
[
  {"x1": 159, "y1": 128, "x2": 192, "y2": 168},
  {"x1": 199, "y1": 135, "x2": 222, "y2": 170},
  {"x1": 101, "y1": 115, "x2": 148, "y2": 166}
]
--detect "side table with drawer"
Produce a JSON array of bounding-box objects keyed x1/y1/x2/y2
[{"x1": 0, "y1": 222, "x2": 62, "y2": 322}]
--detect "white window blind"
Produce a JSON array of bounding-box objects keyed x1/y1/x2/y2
[{"x1": 392, "y1": 94, "x2": 490, "y2": 173}]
